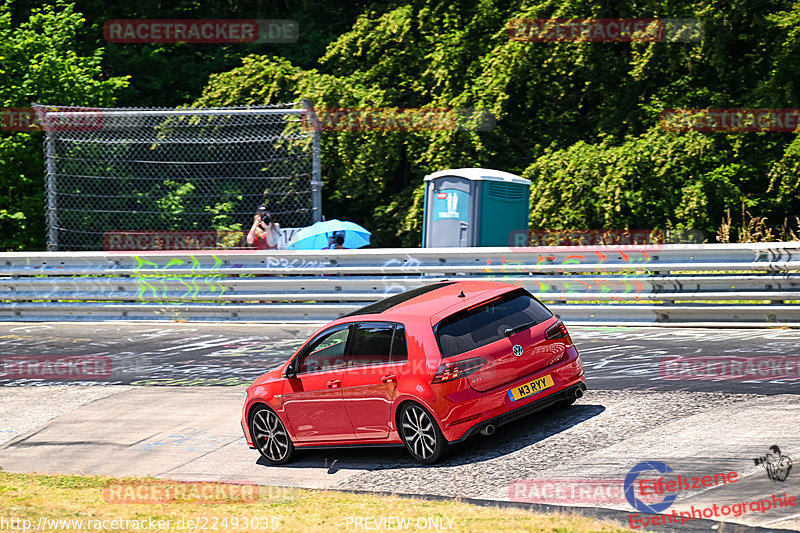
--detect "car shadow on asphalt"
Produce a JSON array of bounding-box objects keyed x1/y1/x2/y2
[
  {"x1": 440, "y1": 402, "x2": 605, "y2": 467},
  {"x1": 254, "y1": 402, "x2": 605, "y2": 472},
  {"x1": 255, "y1": 446, "x2": 408, "y2": 472}
]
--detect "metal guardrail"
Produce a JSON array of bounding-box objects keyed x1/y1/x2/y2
[{"x1": 1, "y1": 243, "x2": 799, "y2": 326}]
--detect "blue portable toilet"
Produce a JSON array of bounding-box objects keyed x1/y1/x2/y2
[{"x1": 422, "y1": 168, "x2": 531, "y2": 247}]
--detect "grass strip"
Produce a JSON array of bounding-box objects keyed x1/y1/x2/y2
[{"x1": 0, "y1": 472, "x2": 632, "y2": 532}]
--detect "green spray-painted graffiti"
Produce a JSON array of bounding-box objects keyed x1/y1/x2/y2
[{"x1": 133, "y1": 254, "x2": 227, "y2": 303}]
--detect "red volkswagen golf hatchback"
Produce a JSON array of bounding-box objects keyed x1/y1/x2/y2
[{"x1": 241, "y1": 281, "x2": 586, "y2": 464}]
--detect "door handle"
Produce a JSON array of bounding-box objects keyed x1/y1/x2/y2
[
  {"x1": 381, "y1": 374, "x2": 397, "y2": 384},
  {"x1": 326, "y1": 379, "x2": 341, "y2": 389}
]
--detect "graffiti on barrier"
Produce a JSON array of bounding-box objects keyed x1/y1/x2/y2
[{"x1": 133, "y1": 254, "x2": 226, "y2": 301}]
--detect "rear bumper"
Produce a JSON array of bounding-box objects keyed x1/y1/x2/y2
[
  {"x1": 451, "y1": 381, "x2": 586, "y2": 443},
  {"x1": 437, "y1": 345, "x2": 586, "y2": 442}
]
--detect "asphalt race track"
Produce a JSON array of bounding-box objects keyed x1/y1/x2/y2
[
  {"x1": 1, "y1": 323, "x2": 798, "y2": 532},
  {"x1": 2, "y1": 323, "x2": 799, "y2": 393}
]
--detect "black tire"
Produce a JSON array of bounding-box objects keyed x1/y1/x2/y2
[
  {"x1": 399, "y1": 402, "x2": 448, "y2": 464},
  {"x1": 250, "y1": 405, "x2": 295, "y2": 465}
]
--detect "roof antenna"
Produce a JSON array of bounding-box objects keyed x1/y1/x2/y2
[{"x1": 457, "y1": 290, "x2": 465, "y2": 298}]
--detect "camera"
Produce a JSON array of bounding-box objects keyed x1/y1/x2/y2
[
  {"x1": 255, "y1": 205, "x2": 271, "y2": 223},
  {"x1": 754, "y1": 445, "x2": 782, "y2": 465},
  {"x1": 328, "y1": 230, "x2": 345, "y2": 246}
]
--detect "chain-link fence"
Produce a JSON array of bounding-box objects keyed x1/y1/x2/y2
[{"x1": 33, "y1": 103, "x2": 321, "y2": 250}]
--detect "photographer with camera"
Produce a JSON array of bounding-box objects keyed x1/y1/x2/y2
[
  {"x1": 324, "y1": 230, "x2": 346, "y2": 249},
  {"x1": 754, "y1": 445, "x2": 793, "y2": 482},
  {"x1": 246, "y1": 204, "x2": 280, "y2": 250}
]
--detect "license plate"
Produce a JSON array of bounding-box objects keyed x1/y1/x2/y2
[{"x1": 507, "y1": 374, "x2": 554, "y2": 402}]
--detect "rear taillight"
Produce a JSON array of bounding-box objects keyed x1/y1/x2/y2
[
  {"x1": 545, "y1": 321, "x2": 572, "y2": 344},
  {"x1": 432, "y1": 357, "x2": 486, "y2": 384}
]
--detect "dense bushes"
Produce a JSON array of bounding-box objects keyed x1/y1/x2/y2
[{"x1": 4, "y1": 0, "x2": 800, "y2": 249}]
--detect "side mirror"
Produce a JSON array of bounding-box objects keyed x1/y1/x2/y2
[{"x1": 283, "y1": 362, "x2": 297, "y2": 379}]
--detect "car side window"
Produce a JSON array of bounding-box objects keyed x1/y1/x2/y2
[
  {"x1": 348, "y1": 323, "x2": 394, "y2": 367},
  {"x1": 390, "y1": 325, "x2": 408, "y2": 363},
  {"x1": 297, "y1": 327, "x2": 349, "y2": 374}
]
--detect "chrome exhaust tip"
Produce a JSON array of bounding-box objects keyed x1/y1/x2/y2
[
  {"x1": 479, "y1": 424, "x2": 495, "y2": 436},
  {"x1": 575, "y1": 388, "x2": 584, "y2": 399}
]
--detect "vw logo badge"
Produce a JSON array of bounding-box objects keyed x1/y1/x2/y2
[{"x1": 512, "y1": 344, "x2": 523, "y2": 357}]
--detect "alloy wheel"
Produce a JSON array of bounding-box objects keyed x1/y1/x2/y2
[
  {"x1": 400, "y1": 403, "x2": 447, "y2": 463},
  {"x1": 251, "y1": 407, "x2": 294, "y2": 464}
]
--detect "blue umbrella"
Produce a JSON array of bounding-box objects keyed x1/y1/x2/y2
[{"x1": 286, "y1": 219, "x2": 371, "y2": 249}]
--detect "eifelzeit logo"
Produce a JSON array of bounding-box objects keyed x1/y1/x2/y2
[{"x1": 625, "y1": 461, "x2": 739, "y2": 514}]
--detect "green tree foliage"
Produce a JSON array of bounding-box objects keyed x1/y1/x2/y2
[
  {"x1": 191, "y1": 0, "x2": 800, "y2": 246},
  {"x1": 8, "y1": 0, "x2": 373, "y2": 107},
  {"x1": 0, "y1": 2, "x2": 127, "y2": 250},
  {"x1": 5, "y1": 0, "x2": 800, "y2": 249},
  {"x1": 195, "y1": 4, "x2": 512, "y2": 246},
  {"x1": 524, "y1": 128, "x2": 744, "y2": 233}
]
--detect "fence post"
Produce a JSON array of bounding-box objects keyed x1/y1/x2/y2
[
  {"x1": 44, "y1": 128, "x2": 58, "y2": 251},
  {"x1": 303, "y1": 99, "x2": 323, "y2": 223}
]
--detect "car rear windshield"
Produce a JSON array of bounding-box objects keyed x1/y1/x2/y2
[{"x1": 435, "y1": 289, "x2": 553, "y2": 358}]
